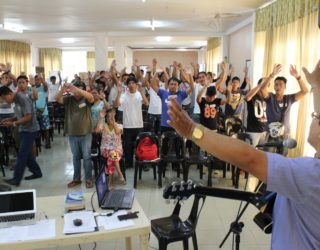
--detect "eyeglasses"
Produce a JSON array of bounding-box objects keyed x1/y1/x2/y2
[
  {"x1": 312, "y1": 112, "x2": 320, "y2": 125},
  {"x1": 312, "y1": 112, "x2": 320, "y2": 119}
]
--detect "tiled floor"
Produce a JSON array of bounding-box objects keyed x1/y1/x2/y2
[{"x1": 2, "y1": 131, "x2": 271, "y2": 250}]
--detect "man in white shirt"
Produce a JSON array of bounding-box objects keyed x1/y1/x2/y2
[{"x1": 114, "y1": 76, "x2": 149, "y2": 168}]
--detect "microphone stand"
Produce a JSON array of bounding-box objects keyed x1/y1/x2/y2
[{"x1": 219, "y1": 181, "x2": 263, "y2": 250}]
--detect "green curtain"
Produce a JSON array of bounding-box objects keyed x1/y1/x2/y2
[
  {"x1": 0, "y1": 40, "x2": 31, "y2": 75},
  {"x1": 255, "y1": 0, "x2": 318, "y2": 32},
  {"x1": 86, "y1": 51, "x2": 115, "y2": 72},
  {"x1": 39, "y1": 48, "x2": 62, "y2": 77}
]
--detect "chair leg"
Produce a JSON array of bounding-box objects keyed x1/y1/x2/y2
[
  {"x1": 223, "y1": 162, "x2": 227, "y2": 178},
  {"x1": 133, "y1": 163, "x2": 138, "y2": 188},
  {"x1": 199, "y1": 164, "x2": 203, "y2": 180},
  {"x1": 139, "y1": 164, "x2": 142, "y2": 180},
  {"x1": 183, "y1": 238, "x2": 189, "y2": 250},
  {"x1": 183, "y1": 163, "x2": 188, "y2": 182},
  {"x1": 235, "y1": 168, "x2": 240, "y2": 189},
  {"x1": 157, "y1": 164, "x2": 162, "y2": 188},
  {"x1": 158, "y1": 239, "x2": 168, "y2": 250},
  {"x1": 208, "y1": 162, "x2": 213, "y2": 187},
  {"x1": 192, "y1": 233, "x2": 198, "y2": 250},
  {"x1": 176, "y1": 163, "x2": 180, "y2": 178},
  {"x1": 153, "y1": 165, "x2": 156, "y2": 180}
]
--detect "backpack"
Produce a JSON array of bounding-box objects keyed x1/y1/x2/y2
[{"x1": 136, "y1": 137, "x2": 158, "y2": 161}]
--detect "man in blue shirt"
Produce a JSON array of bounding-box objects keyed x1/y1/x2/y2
[
  {"x1": 151, "y1": 67, "x2": 195, "y2": 133},
  {"x1": 166, "y1": 60, "x2": 320, "y2": 250}
]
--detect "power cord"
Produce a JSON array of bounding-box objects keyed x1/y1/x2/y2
[{"x1": 91, "y1": 191, "x2": 97, "y2": 212}]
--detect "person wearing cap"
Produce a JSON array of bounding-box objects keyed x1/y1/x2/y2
[
  {"x1": 166, "y1": 59, "x2": 320, "y2": 250},
  {"x1": 197, "y1": 65, "x2": 227, "y2": 131},
  {"x1": 56, "y1": 81, "x2": 94, "y2": 188}
]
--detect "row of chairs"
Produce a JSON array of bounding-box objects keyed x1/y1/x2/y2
[{"x1": 133, "y1": 131, "x2": 230, "y2": 189}]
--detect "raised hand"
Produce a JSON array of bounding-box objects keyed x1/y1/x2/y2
[
  {"x1": 227, "y1": 83, "x2": 233, "y2": 93},
  {"x1": 220, "y1": 62, "x2": 226, "y2": 72},
  {"x1": 289, "y1": 64, "x2": 300, "y2": 79},
  {"x1": 152, "y1": 58, "x2": 157, "y2": 66},
  {"x1": 6, "y1": 63, "x2": 12, "y2": 72},
  {"x1": 302, "y1": 60, "x2": 320, "y2": 85},
  {"x1": 271, "y1": 64, "x2": 282, "y2": 77},
  {"x1": 229, "y1": 64, "x2": 234, "y2": 75},
  {"x1": 117, "y1": 83, "x2": 122, "y2": 93},
  {"x1": 111, "y1": 59, "x2": 116, "y2": 68},
  {"x1": 28, "y1": 74, "x2": 35, "y2": 86}
]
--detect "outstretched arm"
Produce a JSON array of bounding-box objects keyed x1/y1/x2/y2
[
  {"x1": 303, "y1": 59, "x2": 320, "y2": 112},
  {"x1": 289, "y1": 64, "x2": 308, "y2": 101}
]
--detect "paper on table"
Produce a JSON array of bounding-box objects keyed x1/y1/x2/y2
[
  {"x1": 0, "y1": 219, "x2": 56, "y2": 244},
  {"x1": 97, "y1": 210, "x2": 134, "y2": 231},
  {"x1": 63, "y1": 211, "x2": 97, "y2": 234}
]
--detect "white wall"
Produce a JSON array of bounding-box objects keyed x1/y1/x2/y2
[
  {"x1": 133, "y1": 50, "x2": 198, "y2": 69},
  {"x1": 228, "y1": 23, "x2": 253, "y2": 81}
]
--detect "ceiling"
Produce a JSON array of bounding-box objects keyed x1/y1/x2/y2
[{"x1": 0, "y1": 0, "x2": 269, "y2": 50}]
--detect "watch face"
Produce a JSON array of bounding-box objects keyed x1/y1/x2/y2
[{"x1": 193, "y1": 127, "x2": 203, "y2": 139}]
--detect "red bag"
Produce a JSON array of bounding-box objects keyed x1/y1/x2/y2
[{"x1": 136, "y1": 137, "x2": 158, "y2": 161}]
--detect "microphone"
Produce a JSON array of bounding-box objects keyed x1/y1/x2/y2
[{"x1": 257, "y1": 138, "x2": 297, "y2": 149}]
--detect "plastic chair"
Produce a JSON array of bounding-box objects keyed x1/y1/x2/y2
[
  {"x1": 133, "y1": 132, "x2": 161, "y2": 188},
  {"x1": 184, "y1": 141, "x2": 210, "y2": 181},
  {"x1": 151, "y1": 194, "x2": 206, "y2": 250},
  {"x1": 160, "y1": 131, "x2": 186, "y2": 180}
]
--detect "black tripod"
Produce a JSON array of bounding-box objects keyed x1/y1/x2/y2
[{"x1": 219, "y1": 181, "x2": 263, "y2": 250}]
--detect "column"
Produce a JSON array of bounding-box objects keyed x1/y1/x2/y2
[
  {"x1": 30, "y1": 45, "x2": 39, "y2": 74},
  {"x1": 198, "y1": 47, "x2": 206, "y2": 72},
  {"x1": 94, "y1": 32, "x2": 108, "y2": 71},
  {"x1": 221, "y1": 35, "x2": 229, "y2": 64},
  {"x1": 125, "y1": 47, "x2": 133, "y2": 69},
  {"x1": 114, "y1": 44, "x2": 126, "y2": 70}
]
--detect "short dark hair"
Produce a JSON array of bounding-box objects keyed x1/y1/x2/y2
[
  {"x1": 73, "y1": 81, "x2": 86, "y2": 90},
  {"x1": 206, "y1": 86, "x2": 216, "y2": 97},
  {"x1": 198, "y1": 71, "x2": 207, "y2": 77},
  {"x1": 50, "y1": 76, "x2": 56, "y2": 81},
  {"x1": 17, "y1": 75, "x2": 28, "y2": 82},
  {"x1": 168, "y1": 77, "x2": 181, "y2": 85},
  {"x1": 207, "y1": 72, "x2": 213, "y2": 77},
  {"x1": 126, "y1": 76, "x2": 138, "y2": 85},
  {"x1": 257, "y1": 78, "x2": 264, "y2": 85},
  {"x1": 275, "y1": 76, "x2": 287, "y2": 84},
  {"x1": 232, "y1": 76, "x2": 240, "y2": 82},
  {"x1": 0, "y1": 86, "x2": 13, "y2": 96}
]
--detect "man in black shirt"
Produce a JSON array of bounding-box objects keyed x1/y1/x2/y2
[{"x1": 245, "y1": 64, "x2": 282, "y2": 146}]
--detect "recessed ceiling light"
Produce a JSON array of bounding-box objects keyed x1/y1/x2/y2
[
  {"x1": 155, "y1": 36, "x2": 172, "y2": 42},
  {"x1": 142, "y1": 0, "x2": 146, "y2": 2},
  {"x1": 60, "y1": 38, "x2": 75, "y2": 44}
]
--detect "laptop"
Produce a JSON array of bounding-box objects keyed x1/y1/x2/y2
[
  {"x1": 0, "y1": 189, "x2": 37, "y2": 228},
  {"x1": 95, "y1": 170, "x2": 135, "y2": 210}
]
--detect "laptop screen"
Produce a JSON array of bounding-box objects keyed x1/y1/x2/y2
[
  {"x1": 0, "y1": 190, "x2": 36, "y2": 216},
  {"x1": 95, "y1": 170, "x2": 109, "y2": 206}
]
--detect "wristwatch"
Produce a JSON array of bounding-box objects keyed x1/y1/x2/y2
[{"x1": 191, "y1": 124, "x2": 205, "y2": 141}]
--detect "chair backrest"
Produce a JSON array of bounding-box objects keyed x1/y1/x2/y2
[
  {"x1": 135, "y1": 132, "x2": 160, "y2": 161},
  {"x1": 160, "y1": 131, "x2": 185, "y2": 158},
  {"x1": 224, "y1": 116, "x2": 243, "y2": 136},
  {"x1": 171, "y1": 194, "x2": 206, "y2": 227}
]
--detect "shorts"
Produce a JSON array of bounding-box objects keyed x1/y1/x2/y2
[{"x1": 39, "y1": 115, "x2": 51, "y2": 130}]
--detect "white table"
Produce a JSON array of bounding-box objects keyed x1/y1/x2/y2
[{"x1": 0, "y1": 194, "x2": 150, "y2": 250}]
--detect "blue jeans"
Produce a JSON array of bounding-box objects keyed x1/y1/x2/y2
[
  {"x1": 69, "y1": 133, "x2": 92, "y2": 181},
  {"x1": 14, "y1": 131, "x2": 42, "y2": 182}
]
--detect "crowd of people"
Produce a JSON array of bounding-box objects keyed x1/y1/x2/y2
[
  {"x1": 0, "y1": 57, "x2": 319, "y2": 248},
  {"x1": 0, "y1": 59, "x2": 310, "y2": 189}
]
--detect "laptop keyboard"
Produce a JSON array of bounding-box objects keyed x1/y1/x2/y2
[
  {"x1": 0, "y1": 213, "x2": 35, "y2": 223},
  {"x1": 106, "y1": 191, "x2": 125, "y2": 208}
]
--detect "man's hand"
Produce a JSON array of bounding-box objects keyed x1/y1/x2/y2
[
  {"x1": 271, "y1": 64, "x2": 282, "y2": 77},
  {"x1": 29, "y1": 74, "x2": 35, "y2": 86},
  {"x1": 289, "y1": 64, "x2": 300, "y2": 79},
  {"x1": 117, "y1": 83, "x2": 122, "y2": 93},
  {"x1": 100, "y1": 109, "x2": 106, "y2": 118},
  {"x1": 167, "y1": 96, "x2": 195, "y2": 139},
  {"x1": 227, "y1": 83, "x2": 233, "y2": 93},
  {"x1": 1, "y1": 121, "x2": 13, "y2": 127},
  {"x1": 302, "y1": 60, "x2": 320, "y2": 85}
]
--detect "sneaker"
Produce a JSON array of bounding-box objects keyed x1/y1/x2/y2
[
  {"x1": 67, "y1": 179, "x2": 82, "y2": 188},
  {"x1": 85, "y1": 180, "x2": 93, "y2": 188}
]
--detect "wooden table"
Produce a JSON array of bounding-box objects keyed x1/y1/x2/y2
[{"x1": 0, "y1": 194, "x2": 150, "y2": 250}]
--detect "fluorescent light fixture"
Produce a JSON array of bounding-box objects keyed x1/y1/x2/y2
[
  {"x1": 107, "y1": 46, "x2": 113, "y2": 50},
  {"x1": 3, "y1": 23, "x2": 23, "y2": 33},
  {"x1": 142, "y1": 0, "x2": 146, "y2": 2},
  {"x1": 0, "y1": 24, "x2": 3, "y2": 28},
  {"x1": 155, "y1": 36, "x2": 172, "y2": 42},
  {"x1": 60, "y1": 38, "x2": 75, "y2": 44},
  {"x1": 150, "y1": 19, "x2": 155, "y2": 31}
]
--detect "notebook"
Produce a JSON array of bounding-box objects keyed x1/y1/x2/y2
[
  {"x1": 0, "y1": 189, "x2": 37, "y2": 228},
  {"x1": 95, "y1": 170, "x2": 135, "y2": 210}
]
